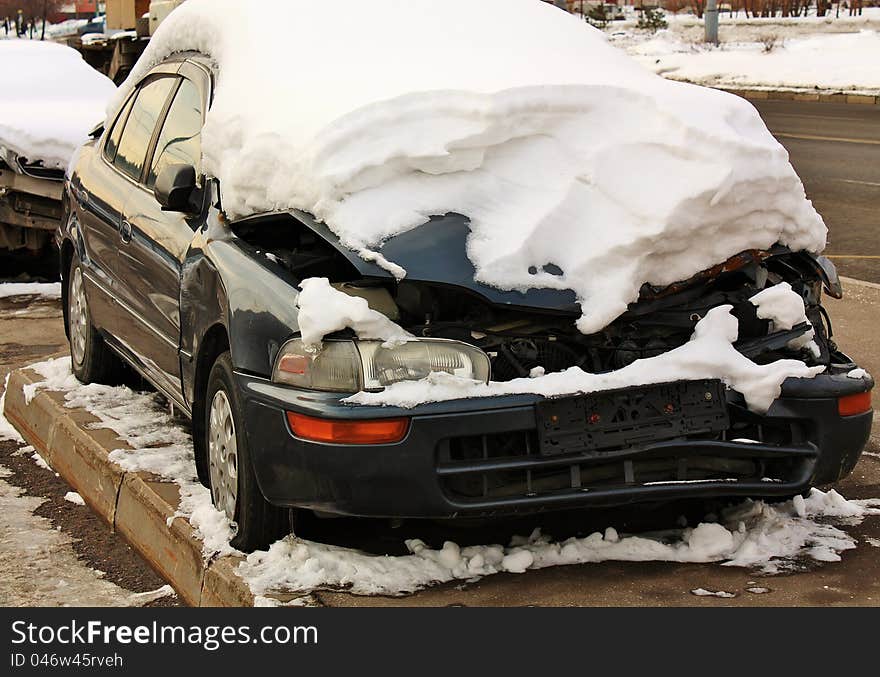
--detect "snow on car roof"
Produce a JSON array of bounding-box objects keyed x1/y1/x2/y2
[
  {"x1": 0, "y1": 40, "x2": 116, "y2": 170},
  {"x1": 114, "y1": 0, "x2": 827, "y2": 334}
]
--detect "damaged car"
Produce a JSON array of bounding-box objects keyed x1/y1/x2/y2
[
  {"x1": 0, "y1": 146, "x2": 64, "y2": 257},
  {"x1": 59, "y1": 6, "x2": 873, "y2": 552},
  {"x1": 0, "y1": 40, "x2": 115, "y2": 264}
]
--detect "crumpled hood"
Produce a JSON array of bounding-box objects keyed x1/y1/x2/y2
[{"x1": 294, "y1": 210, "x2": 579, "y2": 313}]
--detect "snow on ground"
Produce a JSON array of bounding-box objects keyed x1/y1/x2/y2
[
  {"x1": 0, "y1": 461, "x2": 176, "y2": 607},
  {"x1": 0, "y1": 375, "x2": 25, "y2": 443},
  {"x1": 115, "y1": 0, "x2": 825, "y2": 335},
  {"x1": 691, "y1": 587, "x2": 736, "y2": 598},
  {"x1": 626, "y1": 30, "x2": 880, "y2": 94},
  {"x1": 628, "y1": 7, "x2": 880, "y2": 41},
  {"x1": 610, "y1": 10, "x2": 880, "y2": 94},
  {"x1": 15, "y1": 357, "x2": 880, "y2": 598},
  {"x1": 0, "y1": 466, "x2": 147, "y2": 606},
  {"x1": 24, "y1": 357, "x2": 237, "y2": 558},
  {"x1": 2, "y1": 372, "x2": 171, "y2": 606},
  {"x1": 63, "y1": 491, "x2": 85, "y2": 506},
  {"x1": 0, "y1": 282, "x2": 62, "y2": 300},
  {"x1": 0, "y1": 40, "x2": 115, "y2": 169}
]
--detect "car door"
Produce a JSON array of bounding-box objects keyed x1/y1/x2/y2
[
  {"x1": 72, "y1": 90, "x2": 137, "y2": 328},
  {"x1": 115, "y1": 63, "x2": 210, "y2": 406},
  {"x1": 88, "y1": 72, "x2": 179, "y2": 346}
]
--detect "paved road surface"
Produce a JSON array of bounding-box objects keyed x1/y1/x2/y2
[
  {"x1": 755, "y1": 100, "x2": 880, "y2": 284},
  {"x1": 0, "y1": 294, "x2": 178, "y2": 606}
]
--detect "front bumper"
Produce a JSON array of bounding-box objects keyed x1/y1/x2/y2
[{"x1": 237, "y1": 370, "x2": 873, "y2": 519}]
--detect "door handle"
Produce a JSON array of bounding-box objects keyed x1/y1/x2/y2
[{"x1": 120, "y1": 219, "x2": 133, "y2": 244}]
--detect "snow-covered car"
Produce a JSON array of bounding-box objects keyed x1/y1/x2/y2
[
  {"x1": 0, "y1": 41, "x2": 115, "y2": 257},
  {"x1": 59, "y1": 0, "x2": 873, "y2": 551}
]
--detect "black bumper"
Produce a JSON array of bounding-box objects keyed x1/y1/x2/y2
[{"x1": 237, "y1": 371, "x2": 873, "y2": 519}]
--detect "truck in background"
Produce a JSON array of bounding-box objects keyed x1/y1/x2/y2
[{"x1": 64, "y1": 1, "x2": 186, "y2": 85}]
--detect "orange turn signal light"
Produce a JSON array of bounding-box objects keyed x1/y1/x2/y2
[
  {"x1": 838, "y1": 391, "x2": 872, "y2": 417},
  {"x1": 286, "y1": 412, "x2": 410, "y2": 445}
]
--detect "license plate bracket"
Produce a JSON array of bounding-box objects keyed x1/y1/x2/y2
[{"x1": 535, "y1": 380, "x2": 729, "y2": 457}]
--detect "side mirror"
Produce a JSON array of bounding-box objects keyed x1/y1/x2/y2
[{"x1": 154, "y1": 164, "x2": 197, "y2": 212}]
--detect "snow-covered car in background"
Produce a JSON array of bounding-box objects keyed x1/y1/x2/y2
[
  {"x1": 0, "y1": 41, "x2": 115, "y2": 257},
  {"x1": 60, "y1": 0, "x2": 873, "y2": 551}
]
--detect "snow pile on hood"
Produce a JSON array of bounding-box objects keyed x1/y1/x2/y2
[
  {"x1": 15, "y1": 357, "x2": 880, "y2": 599},
  {"x1": 297, "y1": 277, "x2": 411, "y2": 348},
  {"x1": 0, "y1": 41, "x2": 116, "y2": 169},
  {"x1": 344, "y1": 303, "x2": 822, "y2": 413},
  {"x1": 113, "y1": 0, "x2": 826, "y2": 333}
]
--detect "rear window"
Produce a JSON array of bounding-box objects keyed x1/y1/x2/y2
[{"x1": 103, "y1": 93, "x2": 135, "y2": 163}]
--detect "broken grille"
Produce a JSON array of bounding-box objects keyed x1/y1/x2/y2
[{"x1": 436, "y1": 415, "x2": 811, "y2": 502}]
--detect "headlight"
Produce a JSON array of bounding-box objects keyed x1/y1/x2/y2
[{"x1": 272, "y1": 338, "x2": 491, "y2": 393}]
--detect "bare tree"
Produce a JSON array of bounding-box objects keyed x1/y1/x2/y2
[{"x1": 0, "y1": 0, "x2": 63, "y2": 23}]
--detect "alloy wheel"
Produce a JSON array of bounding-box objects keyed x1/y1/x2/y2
[
  {"x1": 69, "y1": 267, "x2": 88, "y2": 367},
  {"x1": 208, "y1": 388, "x2": 239, "y2": 522}
]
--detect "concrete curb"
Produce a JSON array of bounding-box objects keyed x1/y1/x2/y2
[
  {"x1": 841, "y1": 275, "x2": 880, "y2": 292},
  {"x1": 3, "y1": 367, "x2": 258, "y2": 607},
  {"x1": 658, "y1": 73, "x2": 880, "y2": 104},
  {"x1": 722, "y1": 88, "x2": 880, "y2": 105}
]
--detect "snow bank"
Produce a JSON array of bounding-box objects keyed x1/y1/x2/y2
[
  {"x1": 345, "y1": 305, "x2": 823, "y2": 413},
  {"x1": 114, "y1": 0, "x2": 825, "y2": 333},
  {"x1": 0, "y1": 41, "x2": 116, "y2": 169},
  {"x1": 240, "y1": 488, "x2": 880, "y2": 595},
  {"x1": 627, "y1": 30, "x2": 880, "y2": 95},
  {"x1": 0, "y1": 282, "x2": 62, "y2": 300},
  {"x1": 21, "y1": 357, "x2": 880, "y2": 599}
]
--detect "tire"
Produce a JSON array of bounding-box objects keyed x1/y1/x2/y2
[
  {"x1": 205, "y1": 351, "x2": 288, "y2": 552},
  {"x1": 67, "y1": 255, "x2": 126, "y2": 385}
]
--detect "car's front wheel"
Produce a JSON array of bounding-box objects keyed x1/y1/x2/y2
[{"x1": 206, "y1": 351, "x2": 288, "y2": 551}]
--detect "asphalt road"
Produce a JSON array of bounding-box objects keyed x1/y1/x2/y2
[
  {"x1": 754, "y1": 100, "x2": 880, "y2": 283},
  {"x1": 0, "y1": 296, "x2": 179, "y2": 606}
]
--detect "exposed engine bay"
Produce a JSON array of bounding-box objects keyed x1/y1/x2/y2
[{"x1": 234, "y1": 216, "x2": 847, "y2": 382}]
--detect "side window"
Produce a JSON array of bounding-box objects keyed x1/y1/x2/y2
[
  {"x1": 103, "y1": 94, "x2": 135, "y2": 163},
  {"x1": 147, "y1": 78, "x2": 204, "y2": 188},
  {"x1": 113, "y1": 77, "x2": 177, "y2": 181}
]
